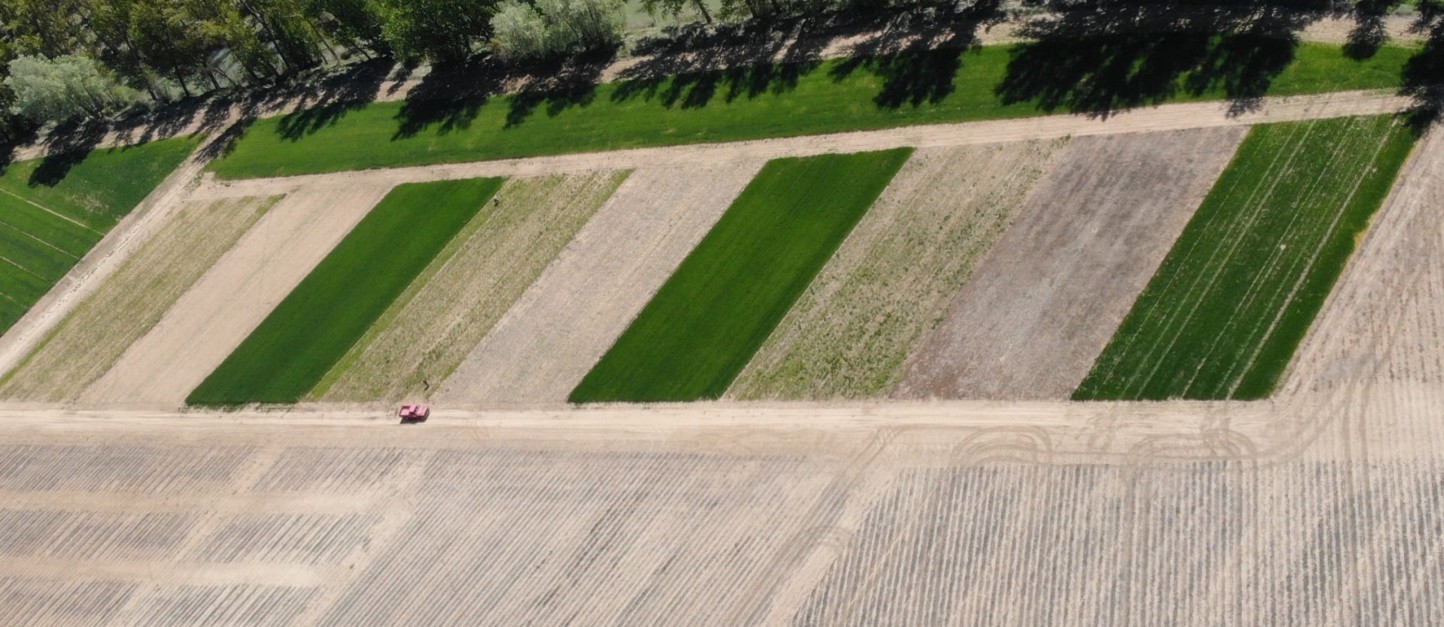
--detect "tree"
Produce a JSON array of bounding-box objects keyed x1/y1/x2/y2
[
  {"x1": 305, "y1": 0, "x2": 391, "y2": 57},
  {"x1": 5, "y1": 54, "x2": 138, "y2": 123},
  {"x1": 375, "y1": 0, "x2": 497, "y2": 62},
  {"x1": 491, "y1": 0, "x2": 623, "y2": 60},
  {"x1": 640, "y1": 0, "x2": 712, "y2": 24}
]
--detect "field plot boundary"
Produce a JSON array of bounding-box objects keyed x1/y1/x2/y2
[
  {"x1": 438, "y1": 163, "x2": 762, "y2": 405},
  {"x1": 571, "y1": 149, "x2": 913, "y2": 403},
  {"x1": 0, "y1": 138, "x2": 203, "y2": 379},
  {"x1": 189, "y1": 178, "x2": 504, "y2": 406},
  {"x1": 79, "y1": 186, "x2": 392, "y2": 405},
  {"x1": 1075, "y1": 115, "x2": 1418, "y2": 401},
  {"x1": 315, "y1": 171, "x2": 629, "y2": 403},
  {"x1": 0, "y1": 196, "x2": 283, "y2": 402}
]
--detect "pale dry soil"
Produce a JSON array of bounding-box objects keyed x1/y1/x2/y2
[
  {"x1": 437, "y1": 162, "x2": 763, "y2": 405},
  {"x1": 896, "y1": 126, "x2": 1247, "y2": 400},
  {"x1": 0, "y1": 196, "x2": 281, "y2": 402},
  {"x1": 728, "y1": 141, "x2": 1065, "y2": 400},
  {"x1": 78, "y1": 186, "x2": 391, "y2": 406},
  {"x1": 313, "y1": 171, "x2": 628, "y2": 403}
]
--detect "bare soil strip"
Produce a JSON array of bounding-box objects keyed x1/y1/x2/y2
[
  {"x1": 896, "y1": 127, "x2": 1247, "y2": 400},
  {"x1": 728, "y1": 141, "x2": 1065, "y2": 400},
  {"x1": 192, "y1": 91, "x2": 1409, "y2": 201},
  {"x1": 438, "y1": 162, "x2": 763, "y2": 405},
  {"x1": 79, "y1": 186, "x2": 390, "y2": 406},
  {"x1": 0, "y1": 196, "x2": 281, "y2": 402},
  {"x1": 313, "y1": 171, "x2": 627, "y2": 403}
]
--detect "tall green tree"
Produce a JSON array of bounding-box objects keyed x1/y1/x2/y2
[{"x1": 375, "y1": 0, "x2": 496, "y2": 62}]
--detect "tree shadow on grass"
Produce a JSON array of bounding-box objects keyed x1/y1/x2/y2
[
  {"x1": 27, "y1": 120, "x2": 108, "y2": 187},
  {"x1": 1345, "y1": 0, "x2": 1404, "y2": 60},
  {"x1": 996, "y1": 1, "x2": 1327, "y2": 118},
  {"x1": 1401, "y1": 1, "x2": 1444, "y2": 133}
]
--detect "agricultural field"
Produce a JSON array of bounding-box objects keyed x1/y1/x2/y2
[
  {"x1": 896, "y1": 127, "x2": 1248, "y2": 400},
  {"x1": 80, "y1": 186, "x2": 392, "y2": 405},
  {"x1": 1075, "y1": 115, "x2": 1417, "y2": 401},
  {"x1": 0, "y1": 138, "x2": 197, "y2": 335},
  {"x1": 0, "y1": 196, "x2": 281, "y2": 402},
  {"x1": 313, "y1": 171, "x2": 627, "y2": 402},
  {"x1": 438, "y1": 162, "x2": 761, "y2": 405},
  {"x1": 727, "y1": 142, "x2": 1064, "y2": 401},
  {"x1": 570, "y1": 149, "x2": 912, "y2": 403},
  {"x1": 208, "y1": 42, "x2": 1410, "y2": 179},
  {"x1": 188, "y1": 179, "x2": 504, "y2": 405}
]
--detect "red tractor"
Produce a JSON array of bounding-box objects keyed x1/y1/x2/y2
[{"x1": 398, "y1": 404, "x2": 430, "y2": 422}]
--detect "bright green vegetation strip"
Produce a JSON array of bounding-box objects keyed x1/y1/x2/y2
[
  {"x1": 187, "y1": 178, "x2": 503, "y2": 405},
  {"x1": 0, "y1": 196, "x2": 281, "y2": 402},
  {"x1": 1074, "y1": 115, "x2": 1416, "y2": 401},
  {"x1": 0, "y1": 137, "x2": 198, "y2": 335},
  {"x1": 209, "y1": 41, "x2": 1411, "y2": 179},
  {"x1": 569, "y1": 148, "x2": 912, "y2": 403}
]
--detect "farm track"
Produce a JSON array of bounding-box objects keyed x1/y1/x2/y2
[
  {"x1": 192, "y1": 91, "x2": 1410, "y2": 201},
  {"x1": 728, "y1": 142, "x2": 1063, "y2": 400},
  {"x1": 78, "y1": 187, "x2": 390, "y2": 405},
  {"x1": 438, "y1": 163, "x2": 762, "y2": 404},
  {"x1": 315, "y1": 171, "x2": 627, "y2": 403},
  {"x1": 896, "y1": 127, "x2": 1247, "y2": 400}
]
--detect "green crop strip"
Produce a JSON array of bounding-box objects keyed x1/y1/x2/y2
[
  {"x1": 208, "y1": 41, "x2": 1412, "y2": 180},
  {"x1": 187, "y1": 178, "x2": 503, "y2": 405},
  {"x1": 569, "y1": 148, "x2": 913, "y2": 403},
  {"x1": 0, "y1": 137, "x2": 198, "y2": 335},
  {"x1": 1074, "y1": 115, "x2": 1416, "y2": 401}
]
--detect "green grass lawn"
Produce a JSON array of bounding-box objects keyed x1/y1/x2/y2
[
  {"x1": 1073, "y1": 115, "x2": 1416, "y2": 401},
  {"x1": 209, "y1": 41, "x2": 1414, "y2": 179},
  {"x1": 186, "y1": 178, "x2": 504, "y2": 405},
  {"x1": 569, "y1": 148, "x2": 912, "y2": 403},
  {"x1": 0, "y1": 137, "x2": 198, "y2": 334}
]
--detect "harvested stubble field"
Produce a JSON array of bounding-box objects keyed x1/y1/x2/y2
[
  {"x1": 438, "y1": 162, "x2": 762, "y2": 405},
  {"x1": 1077, "y1": 115, "x2": 1417, "y2": 401},
  {"x1": 314, "y1": 171, "x2": 627, "y2": 403},
  {"x1": 571, "y1": 149, "x2": 912, "y2": 403},
  {"x1": 0, "y1": 196, "x2": 281, "y2": 402},
  {"x1": 896, "y1": 127, "x2": 1247, "y2": 400},
  {"x1": 0, "y1": 138, "x2": 197, "y2": 335},
  {"x1": 80, "y1": 186, "x2": 392, "y2": 405},
  {"x1": 727, "y1": 141, "x2": 1064, "y2": 401},
  {"x1": 189, "y1": 179, "x2": 504, "y2": 406}
]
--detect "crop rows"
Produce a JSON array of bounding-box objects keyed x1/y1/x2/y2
[
  {"x1": 188, "y1": 178, "x2": 504, "y2": 405},
  {"x1": 571, "y1": 149, "x2": 912, "y2": 402},
  {"x1": 0, "y1": 444, "x2": 251, "y2": 494},
  {"x1": 1076, "y1": 115, "x2": 1417, "y2": 400},
  {"x1": 0, "y1": 138, "x2": 196, "y2": 335}
]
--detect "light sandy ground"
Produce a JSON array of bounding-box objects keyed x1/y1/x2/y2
[
  {"x1": 438, "y1": 162, "x2": 763, "y2": 404},
  {"x1": 314, "y1": 171, "x2": 627, "y2": 403},
  {"x1": 0, "y1": 196, "x2": 280, "y2": 402},
  {"x1": 896, "y1": 127, "x2": 1247, "y2": 400},
  {"x1": 79, "y1": 186, "x2": 390, "y2": 405},
  {"x1": 728, "y1": 141, "x2": 1065, "y2": 400}
]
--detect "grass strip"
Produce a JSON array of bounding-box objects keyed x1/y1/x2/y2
[
  {"x1": 187, "y1": 178, "x2": 503, "y2": 405},
  {"x1": 1074, "y1": 115, "x2": 1416, "y2": 400},
  {"x1": 209, "y1": 41, "x2": 1411, "y2": 179},
  {"x1": 0, "y1": 137, "x2": 198, "y2": 335},
  {"x1": 569, "y1": 148, "x2": 912, "y2": 403}
]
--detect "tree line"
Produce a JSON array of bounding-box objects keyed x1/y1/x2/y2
[{"x1": 0, "y1": 0, "x2": 1435, "y2": 142}]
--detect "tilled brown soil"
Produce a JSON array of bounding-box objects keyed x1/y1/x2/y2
[{"x1": 895, "y1": 127, "x2": 1247, "y2": 400}]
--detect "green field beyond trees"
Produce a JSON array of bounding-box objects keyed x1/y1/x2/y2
[
  {"x1": 209, "y1": 41, "x2": 1412, "y2": 179},
  {"x1": 570, "y1": 148, "x2": 912, "y2": 403},
  {"x1": 0, "y1": 137, "x2": 197, "y2": 334},
  {"x1": 187, "y1": 178, "x2": 503, "y2": 405},
  {"x1": 1074, "y1": 115, "x2": 1416, "y2": 401}
]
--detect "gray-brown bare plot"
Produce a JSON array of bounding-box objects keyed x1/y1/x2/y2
[
  {"x1": 312, "y1": 171, "x2": 628, "y2": 403},
  {"x1": 728, "y1": 141, "x2": 1065, "y2": 400},
  {"x1": 896, "y1": 127, "x2": 1246, "y2": 400},
  {"x1": 0, "y1": 196, "x2": 281, "y2": 402},
  {"x1": 437, "y1": 162, "x2": 762, "y2": 405}
]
